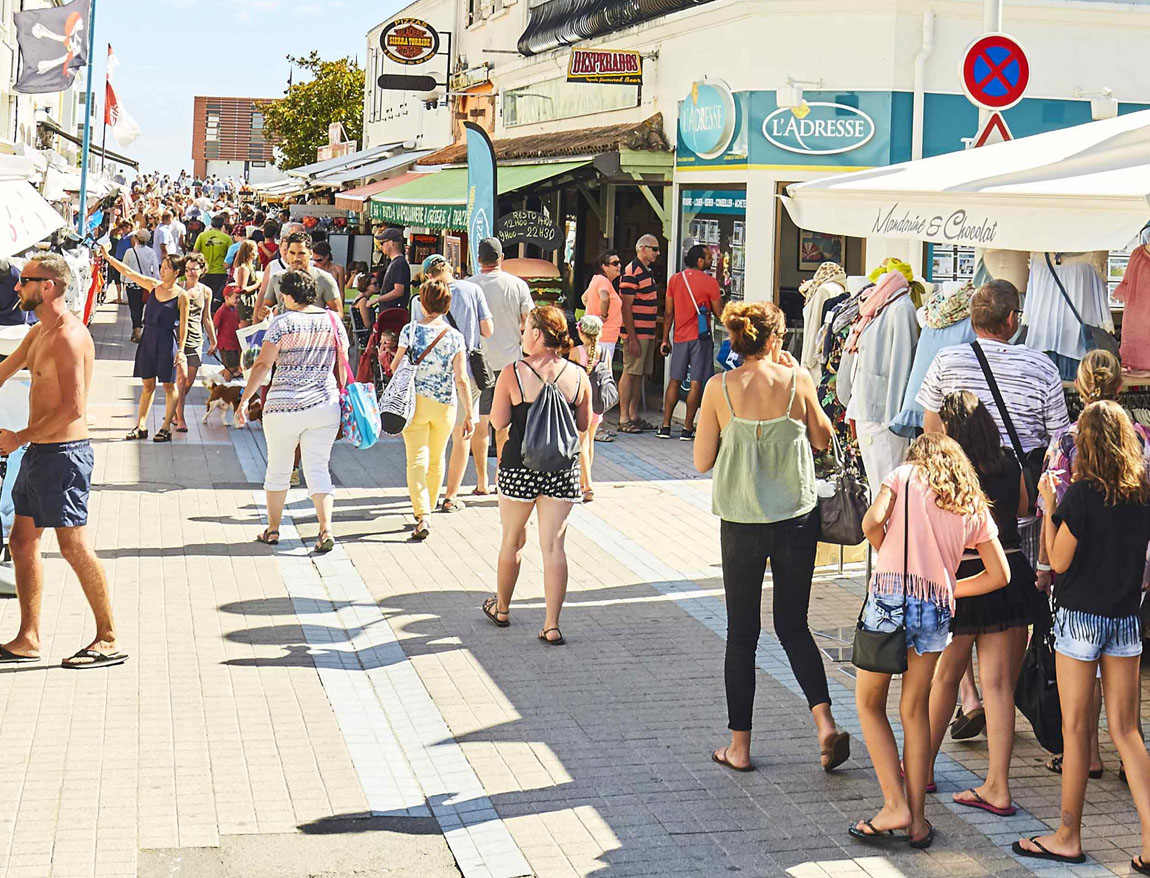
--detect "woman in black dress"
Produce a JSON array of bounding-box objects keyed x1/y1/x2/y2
[
  {"x1": 100, "y1": 246, "x2": 188, "y2": 442},
  {"x1": 926, "y1": 390, "x2": 1042, "y2": 816}
]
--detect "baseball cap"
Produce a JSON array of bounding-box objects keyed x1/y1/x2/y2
[
  {"x1": 477, "y1": 237, "x2": 502, "y2": 265},
  {"x1": 421, "y1": 253, "x2": 448, "y2": 275},
  {"x1": 379, "y1": 227, "x2": 404, "y2": 243}
]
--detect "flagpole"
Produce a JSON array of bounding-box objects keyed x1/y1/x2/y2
[{"x1": 76, "y1": 0, "x2": 98, "y2": 233}]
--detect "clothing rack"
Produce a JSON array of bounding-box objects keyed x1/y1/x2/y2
[{"x1": 1063, "y1": 384, "x2": 1150, "y2": 424}]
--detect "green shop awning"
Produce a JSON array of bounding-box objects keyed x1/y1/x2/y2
[{"x1": 369, "y1": 161, "x2": 589, "y2": 229}]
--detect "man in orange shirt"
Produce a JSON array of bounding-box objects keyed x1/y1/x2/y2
[{"x1": 658, "y1": 244, "x2": 722, "y2": 440}]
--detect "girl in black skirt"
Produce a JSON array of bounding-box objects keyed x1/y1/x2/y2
[{"x1": 925, "y1": 391, "x2": 1043, "y2": 816}]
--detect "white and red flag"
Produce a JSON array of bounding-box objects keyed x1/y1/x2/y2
[{"x1": 104, "y1": 45, "x2": 140, "y2": 147}]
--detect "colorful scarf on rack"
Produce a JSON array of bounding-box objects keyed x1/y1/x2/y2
[
  {"x1": 922, "y1": 280, "x2": 974, "y2": 330},
  {"x1": 846, "y1": 270, "x2": 909, "y2": 353},
  {"x1": 799, "y1": 262, "x2": 847, "y2": 301},
  {"x1": 831, "y1": 283, "x2": 873, "y2": 335},
  {"x1": 868, "y1": 257, "x2": 914, "y2": 285}
]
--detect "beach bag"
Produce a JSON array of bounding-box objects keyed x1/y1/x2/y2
[
  {"x1": 327, "y1": 312, "x2": 380, "y2": 449},
  {"x1": 1045, "y1": 253, "x2": 1120, "y2": 359},
  {"x1": 817, "y1": 434, "x2": 868, "y2": 545},
  {"x1": 379, "y1": 327, "x2": 448, "y2": 435},
  {"x1": 1015, "y1": 596, "x2": 1063, "y2": 753},
  {"x1": 515, "y1": 361, "x2": 580, "y2": 472},
  {"x1": 852, "y1": 483, "x2": 908, "y2": 675},
  {"x1": 588, "y1": 356, "x2": 618, "y2": 415}
]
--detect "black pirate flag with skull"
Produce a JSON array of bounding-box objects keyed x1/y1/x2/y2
[{"x1": 14, "y1": 0, "x2": 90, "y2": 94}]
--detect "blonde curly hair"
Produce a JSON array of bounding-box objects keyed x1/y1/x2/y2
[
  {"x1": 1074, "y1": 400, "x2": 1150, "y2": 505},
  {"x1": 905, "y1": 433, "x2": 989, "y2": 517}
]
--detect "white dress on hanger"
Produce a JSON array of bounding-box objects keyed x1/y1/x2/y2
[{"x1": 1023, "y1": 254, "x2": 1113, "y2": 362}]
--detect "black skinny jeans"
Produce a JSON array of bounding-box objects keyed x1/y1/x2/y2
[
  {"x1": 721, "y1": 509, "x2": 829, "y2": 731},
  {"x1": 126, "y1": 285, "x2": 145, "y2": 330}
]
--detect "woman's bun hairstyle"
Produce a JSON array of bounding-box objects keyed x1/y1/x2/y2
[
  {"x1": 530, "y1": 304, "x2": 572, "y2": 356},
  {"x1": 721, "y1": 301, "x2": 784, "y2": 357},
  {"x1": 1076, "y1": 348, "x2": 1122, "y2": 404}
]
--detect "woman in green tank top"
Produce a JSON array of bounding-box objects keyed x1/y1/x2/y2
[{"x1": 694, "y1": 300, "x2": 851, "y2": 774}]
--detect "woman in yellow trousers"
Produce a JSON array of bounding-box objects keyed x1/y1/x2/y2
[{"x1": 392, "y1": 279, "x2": 473, "y2": 540}]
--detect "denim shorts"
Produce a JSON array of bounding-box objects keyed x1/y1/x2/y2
[
  {"x1": 861, "y1": 593, "x2": 952, "y2": 656},
  {"x1": 1053, "y1": 608, "x2": 1142, "y2": 662}
]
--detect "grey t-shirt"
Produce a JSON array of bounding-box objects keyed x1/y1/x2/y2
[
  {"x1": 467, "y1": 269, "x2": 534, "y2": 372},
  {"x1": 410, "y1": 279, "x2": 492, "y2": 379},
  {"x1": 263, "y1": 266, "x2": 340, "y2": 315}
]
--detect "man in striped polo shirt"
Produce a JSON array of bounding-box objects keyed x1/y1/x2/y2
[{"x1": 618, "y1": 233, "x2": 661, "y2": 432}]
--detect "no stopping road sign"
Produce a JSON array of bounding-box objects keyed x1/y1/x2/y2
[{"x1": 962, "y1": 33, "x2": 1030, "y2": 111}]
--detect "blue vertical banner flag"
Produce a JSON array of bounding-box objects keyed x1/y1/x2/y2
[
  {"x1": 14, "y1": 0, "x2": 91, "y2": 94},
  {"x1": 465, "y1": 122, "x2": 497, "y2": 274}
]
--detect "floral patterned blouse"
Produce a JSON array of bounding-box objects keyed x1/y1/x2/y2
[
  {"x1": 399, "y1": 320, "x2": 465, "y2": 406},
  {"x1": 1038, "y1": 418, "x2": 1150, "y2": 514}
]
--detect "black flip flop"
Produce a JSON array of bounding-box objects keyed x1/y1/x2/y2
[
  {"x1": 1133, "y1": 856, "x2": 1150, "y2": 875},
  {"x1": 0, "y1": 645, "x2": 40, "y2": 664},
  {"x1": 1046, "y1": 755, "x2": 1103, "y2": 779},
  {"x1": 538, "y1": 627, "x2": 565, "y2": 646},
  {"x1": 848, "y1": 819, "x2": 906, "y2": 845},
  {"x1": 712, "y1": 748, "x2": 754, "y2": 773},
  {"x1": 1011, "y1": 838, "x2": 1086, "y2": 864},
  {"x1": 822, "y1": 731, "x2": 851, "y2": 772},
  {"x1": 950, "y1": 707, "x2": 986, "y2": 740},
  {"x1": 909, "y1": 821, "x2": 936, "y2": 850},
  {"x1": 481, "y1": 597, "x2": 509, "y2": 628},
  {"x1": 61, "y1": 649, "x2": 128, "y2": 670}
]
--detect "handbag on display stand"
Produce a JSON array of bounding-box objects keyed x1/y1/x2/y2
[{"x1": 818, "y1": 432, "x2": 868, "y2": 546}]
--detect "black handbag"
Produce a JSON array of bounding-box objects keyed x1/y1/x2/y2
[
  {"x1": 446, "y1": 312, "x2": 495, "y2": 391},
  {"x1": 1045, "y1": 253, "x2": 1120, "y2": 359},
  {"x1": 970, "y1": 340, "x2": 1046, "y2": 514},
  {"x1": 1014, "y1": 594, "x2": 1063, "y2": 753},
  {"x1": 818, "y1": 433, "x2": 868, "y2": 546},
  {"x1": 852, "y1": 485, "x2": 909, "y2": 675}
]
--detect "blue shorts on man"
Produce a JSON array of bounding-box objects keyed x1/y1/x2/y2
[{"x1": 12, "y1": 440, "x2": 94, "y2": 529}]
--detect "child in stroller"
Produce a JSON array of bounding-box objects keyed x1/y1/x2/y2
[{"x1": 357, "y1": 307, "x2": 410, "y2": 399}]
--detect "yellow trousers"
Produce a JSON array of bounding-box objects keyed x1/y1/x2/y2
[{"x1": 402, "y1": 394, "x2": 456, "y2": 517}]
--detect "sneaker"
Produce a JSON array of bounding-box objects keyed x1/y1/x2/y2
[
  {"x1": 655, "y1": 426, "x2": 671, "y2": 439},
  {"x1": 680, "y1": 428, "x2": 696, "y2": 441},
  {"x1": 290, "y1": 468, "x2": 301, "y2": 487}
]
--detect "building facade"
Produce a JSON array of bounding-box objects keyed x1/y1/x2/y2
[{"x1": 191, "y1": 96, "x2": 276, "y2": 183}]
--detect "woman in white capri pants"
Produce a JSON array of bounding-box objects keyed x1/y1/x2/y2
[{"x1": 236, "y1": 270, "x2": 347, "y2": 553}]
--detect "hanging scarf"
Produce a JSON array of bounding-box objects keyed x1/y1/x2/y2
[
  {"x1": 799, "y1": 261, "x2": 847, "y2": 301},
  {"x1": 846, "y1": 270, "x2": 908, "y2": 353},
  {"x1": 868, "y1": 257, "x2": 914, "y2": 285},
  {"x1": 922, "y1": 280, "x2": 974, "y2": 330},
  {"x1": 831, "y1": 283, "x2": 873, "y2": 335}
]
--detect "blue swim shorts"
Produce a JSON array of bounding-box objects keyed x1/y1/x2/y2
[
  {"x1": 12, "y1": 440, "x2": 94, "y2": 529},
  {"x1": 861, "y1": 592, "x2": 952, "y2": 656}
]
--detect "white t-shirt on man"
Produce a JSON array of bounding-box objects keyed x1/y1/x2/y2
[{"x1": 468, "y1": 268, "x2": 534, "y2": 372}]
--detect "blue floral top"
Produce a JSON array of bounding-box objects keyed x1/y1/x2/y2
[{"x1": 399, "y1": 320, "x2": 465, "y2": 406}]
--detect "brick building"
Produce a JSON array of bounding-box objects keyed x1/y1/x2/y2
[{"x1": 190, "y1": 96, "x2": 277, "y2": 183}]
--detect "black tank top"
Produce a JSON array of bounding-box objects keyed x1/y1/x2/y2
[{"x1": 499, "y1": 360, "x2": 580, "y2": 470}]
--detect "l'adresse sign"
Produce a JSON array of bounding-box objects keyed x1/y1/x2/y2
[{"x1": 762, "y1": 103, "x2": 875, "y2": 156}]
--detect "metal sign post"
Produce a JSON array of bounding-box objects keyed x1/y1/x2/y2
[{"x1": 76, "y1": 0, "x2": 98, "y2": 233}]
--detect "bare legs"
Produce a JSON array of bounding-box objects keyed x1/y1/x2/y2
[
  {"x1": 264, "y1": 489, "x2": 288, "y2": 536},
  {"x1": 175, "y1": 364, "x2": 200, "y2": 430},
  {"x1": 134, "y1": 378, "x2": 177, "y2": 433},
  {"x1": 578, "y1": 429, "x2": 594, "y2": 496},
  {"x1": 618, "y1": 371, "x2": 640, "y2": 425},
  {"x1": 495, "y1": 495, "x2": 573, "y2": 640},
  {"x1": 855, "y1": 649, "x2": 940, "y2": 841},
  {"x1": 473, "y1": 417, "x2": 507, "y2": 494},
  {"x1": 660, "y1": 379, "x2": 703, "y2": 431},
  {"x1": 444, "y1": 421, "x2": 471, "y2": 504},
  {"x1": 3, "y1": 517, "x2": 117, "y2": 657}
]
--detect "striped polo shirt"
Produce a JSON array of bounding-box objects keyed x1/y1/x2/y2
[
  {"x1": 619, "y1": 257, "x2": 658, "y2": 338},
  {"x1": 916, "y1": 338, "x2": 1070, "y2": 453}
]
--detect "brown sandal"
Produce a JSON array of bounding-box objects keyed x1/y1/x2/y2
[{"x1": 481, "y1": 597, "x2": 509, "y2": 628}]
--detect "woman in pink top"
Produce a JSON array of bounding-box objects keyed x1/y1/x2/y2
[
  {"x1": 851, "y1": 434, "x2": 1008, "y2": 851},
  {"x1": 582, "y1": 250, "x2": 623, "y2": 360}
]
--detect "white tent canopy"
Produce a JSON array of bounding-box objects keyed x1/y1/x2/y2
[{"x1": 782, "y1": 109, "x2": 1150, "y2": 253}]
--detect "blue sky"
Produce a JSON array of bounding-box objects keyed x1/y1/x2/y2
[{"x1": 96, "y1": 0, "x2": 406, "y2": 175}]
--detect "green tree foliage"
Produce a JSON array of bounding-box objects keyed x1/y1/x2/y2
[{"x1": 262, "y1": 52, "x2": 364, "y2": 170}]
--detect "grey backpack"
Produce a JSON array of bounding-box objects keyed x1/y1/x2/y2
[{"x1": 515, "y1": 361, "x2": 581, "y2": 472}]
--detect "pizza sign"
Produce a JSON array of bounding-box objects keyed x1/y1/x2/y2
[
  {"x1": 380, "y1": 18, "x2": 440, "y2": 66},
  {"x1": 566, "y1": 49, "x2": 642, "y2": 85}
]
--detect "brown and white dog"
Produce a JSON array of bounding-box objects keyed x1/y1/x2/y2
[{"x1": 201, "y1": 372, "x2": 244, "y2": 426}]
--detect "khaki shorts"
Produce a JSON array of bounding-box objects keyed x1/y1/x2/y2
[
  {"x1": 455, "y1": 380, "x2": 481, "y2": 429},
  {"x1": 622, "y1": 337, "x2": 656, "y2": 376}
]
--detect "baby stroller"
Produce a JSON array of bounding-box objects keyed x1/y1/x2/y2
[{"x1": 357, "y1": 307, "x2": 410, "y2": 398}]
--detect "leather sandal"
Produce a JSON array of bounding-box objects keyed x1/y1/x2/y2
[
  {"x1": 481, "y1": 597, "x2": 509, "y2": 628},
  {"x1": 538, "y1": 627, "x2": 565, "y2": 645},
  {"x1": 256, "y1": 529, "x2": 279, "y2": 545},
  {"x1": 125, "y1": 427, "x2": 148, "y2": 440}
]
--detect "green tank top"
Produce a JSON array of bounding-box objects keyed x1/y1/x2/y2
[{"x1": 712, "y1": 368, "x2": 818, "y2": 524}]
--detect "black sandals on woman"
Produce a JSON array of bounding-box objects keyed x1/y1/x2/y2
[
  {"x1": 153, "y1": 428, "x2": 172, "y2": 443},
  {"x1": 256, "y1": 529, "x2": 280, "y2": 545},
  {"x1": 538, "y1": 627, "x2": 565, "y2": 645},
  {"x1": 412, "y1": 520, "x2": 430, "y2": 541},
  {"x1": 314, "y1": 531, "x2": 334, "y2": 554},
  {"x1": 481, "y1": 597, "x2": 509, "y2": 628},
  {"x1": 1046, "y1": 754, "x2": 1103, "y2": 779},
  {"x1": 125, "y1": 427, "x2": 148, "y2": 440},
  {"x1": 1012, "y1": 838, "x2": 1085, "y2": 864}
]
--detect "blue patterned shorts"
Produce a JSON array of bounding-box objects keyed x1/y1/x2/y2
[
  {"x1": 1053, "y1": 608, "x2": 1142, "y2": 662},
  {"x1": 861, "y1": 593, "x2": 952, "y2": 656}
]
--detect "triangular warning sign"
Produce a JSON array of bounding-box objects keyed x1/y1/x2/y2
[{"x1": 974, "y1": 112, "x2": 1013, "y2": 148}]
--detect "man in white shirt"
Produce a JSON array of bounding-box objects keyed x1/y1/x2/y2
[
  {"x1": 254, "y1": 231, "x2": 341, "y2": 321},
  {"x1": 152, "y1": 211, "x2": 180, "y2": 262},
  {"x1": 467, "y1": 237, "x2": 534, "y2": 493},
  {"x1": 254, "y1": 221, "x2": 305, "y2": 315}
]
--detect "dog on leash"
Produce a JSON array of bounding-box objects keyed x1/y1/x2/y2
[{"x1": 201, "y1": 348, "x2": 262, "y2": 427}]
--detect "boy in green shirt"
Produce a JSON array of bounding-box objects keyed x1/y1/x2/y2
[{"x1": 194, "y1": 213, "x2": 233, "y2": 306}]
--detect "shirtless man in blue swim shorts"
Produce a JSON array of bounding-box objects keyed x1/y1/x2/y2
[{"x1": 0, "y1": 252, "x2": 125, "y2": 669}]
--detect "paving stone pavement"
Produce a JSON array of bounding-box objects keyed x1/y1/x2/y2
[{"x1": 2, "y1": 301, "x2": 1149, "y2": 877}]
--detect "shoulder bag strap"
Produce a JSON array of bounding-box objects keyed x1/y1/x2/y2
[
  {"x1": 970, "y1": 340, "x2": 1027, "y2": 467},
  {"x1": 326, "y1": 310, "x2": 352, "y2": 387},
  {"x1": 680, "y1": 270, "x2": 701, "y2": 312},
  {"x1": 413, "y1": 327, "x2": 450, "y2": 365},
  {"x1": 902, "y1": 471, "x2": 910, "y2": 613},
  {"x1": 1044, "y1": 253, "x2": 1086, "y2": 327}
]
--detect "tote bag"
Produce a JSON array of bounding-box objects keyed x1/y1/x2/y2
[
  {"x1": 327, "y1": 312, "x2": 380, "y2": 449},
  {"x1": 1015, "y1": 596, "x2": 1063, "y2": 753}
]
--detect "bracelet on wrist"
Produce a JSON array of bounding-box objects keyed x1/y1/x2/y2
[{"x1": 1036, "y1": 562, "x2": 1052, "y2": 572}]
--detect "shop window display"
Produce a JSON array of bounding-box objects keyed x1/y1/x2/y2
[{"x1": 678, "y1": 188, "x2": 746, "y2": 302}]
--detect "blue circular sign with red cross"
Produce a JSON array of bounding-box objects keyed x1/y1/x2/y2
[{"x1": 962, "y1": 33, "x2": 1030, "y2": 111}]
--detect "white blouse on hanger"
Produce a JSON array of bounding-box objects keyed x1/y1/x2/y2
[{"x1": 1023, "y1": 254, "x2": 1113, "y2": 361}]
